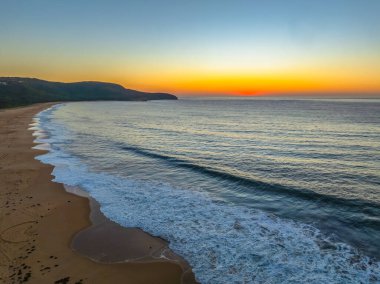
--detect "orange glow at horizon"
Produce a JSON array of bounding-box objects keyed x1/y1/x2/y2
[
  {"x1": 2, "y1": 66, "x2": 379, "y2": 96},
  {"x1": 113, "y1": 69, "x2": 380, "y2": 96},
  {"x1": 93, "y1": 56, "x2": 380, "y2": 96}
]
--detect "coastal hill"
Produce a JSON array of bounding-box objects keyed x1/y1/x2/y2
[{"x1": 0, "y1": 77, "x2": 177, "y2": 108}]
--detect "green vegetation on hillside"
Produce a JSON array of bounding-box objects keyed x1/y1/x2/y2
[{"x1": 0, "y1": 77, "x2": 177, "y2": 108}]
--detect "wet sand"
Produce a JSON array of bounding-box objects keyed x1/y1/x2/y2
[{"x1": 0, "y1": 103, "x2": 196, "y2": 283}]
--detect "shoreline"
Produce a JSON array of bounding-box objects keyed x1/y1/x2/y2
[
  {"x1": 0, "y1": 103, "x2": 196, "y2": 283},
  {"x1": 67, "y1": 185, "x2": 194, "y2": 275}
]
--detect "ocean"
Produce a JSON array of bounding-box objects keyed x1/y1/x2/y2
[{"x1": 32, "y1": 98, "x2": 380, "y2": 283}]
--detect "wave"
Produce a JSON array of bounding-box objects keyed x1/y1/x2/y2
[{"x1": 120, "y1": 145, "x2": 380, "y2": 221}]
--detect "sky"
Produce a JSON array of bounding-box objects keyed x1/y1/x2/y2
[{"x1": 1, "y1": 0, "x2": 380, "y2": 96}]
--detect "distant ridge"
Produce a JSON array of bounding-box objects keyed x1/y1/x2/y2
[{"x1": 0, "y1": 77, "x2": 177, "y2": 108}]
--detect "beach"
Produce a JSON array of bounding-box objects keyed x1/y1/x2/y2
[
  {"x1": 1, "y1": 100, "x2": 379, "y2": 284},
  {"x1": 0, "y1": 103, "x2": 196, "y2": 284}
]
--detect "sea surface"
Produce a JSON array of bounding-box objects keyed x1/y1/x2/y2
[{"x1": 32, "y1": 98, "x2": 380, "y2": 283}]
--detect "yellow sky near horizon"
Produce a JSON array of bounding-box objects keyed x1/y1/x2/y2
[{"x1": 2, "y1": 51, "x2": 379, "y2": 96}]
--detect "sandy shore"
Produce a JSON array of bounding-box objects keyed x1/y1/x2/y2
[{"x1": 0, "y1": 103, "x2": 196, "y2": 283}]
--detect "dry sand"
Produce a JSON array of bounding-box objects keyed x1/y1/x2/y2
[{"x1": 0, "y1": 103, "x2": 196, "y2": 284}]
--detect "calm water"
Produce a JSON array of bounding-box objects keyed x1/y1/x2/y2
[{"x1": 33, "y1": 98, "x2": 380, "y2": 283}]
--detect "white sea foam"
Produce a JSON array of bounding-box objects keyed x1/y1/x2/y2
[{"x1": 33, "y1": 105, "x2": 380, "y2": 284}]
